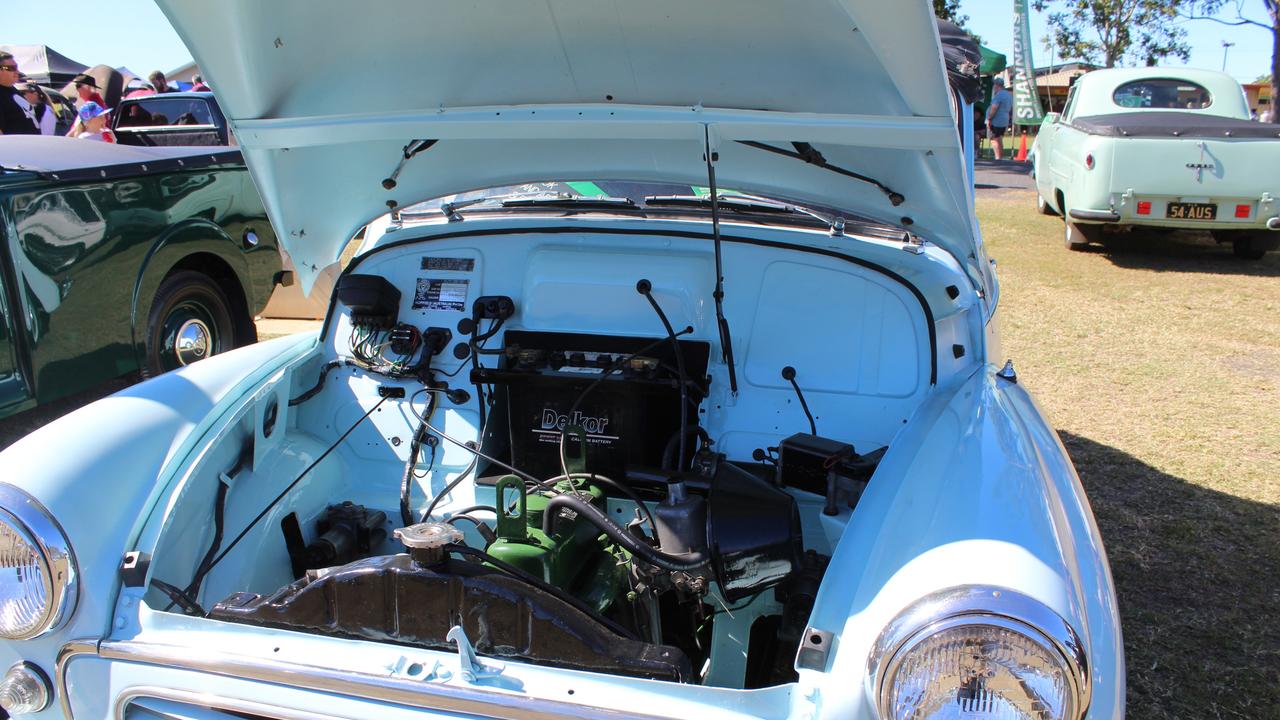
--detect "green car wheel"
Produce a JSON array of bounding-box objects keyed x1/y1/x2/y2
[{"x1": 144, "y1": 271, "x2": 238, "y2": 377}]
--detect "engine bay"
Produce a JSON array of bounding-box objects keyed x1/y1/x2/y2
[{"x1": 140, "y1": 228, "x2": 946, "y2": 690}]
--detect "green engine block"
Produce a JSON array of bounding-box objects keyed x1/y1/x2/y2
[{"x1": 485, "y1": 475, "x2": 630, "y2": 613}]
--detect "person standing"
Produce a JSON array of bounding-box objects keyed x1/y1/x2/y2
[
  {"x1": 0, "y1": 52, "x2": 39, "y2": 135},
  {"x1": 149, "y1": 71, "x2": 177, "y2": 94},
  {"x1": 18, "y1": 83, "x2": 56, "y2": 135},
  {"x1": 986, "y1": 77, "x2": 1014, "y2": 161},
  {"x1": 71, "y1": 73, "x2": 107, "y2": 109}
]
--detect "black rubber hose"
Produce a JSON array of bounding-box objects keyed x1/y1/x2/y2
[
  {"x1": 445, "y1": 514, "x2": 497, "y2": 544},
  {"x1": 540, "y1": 473, "x2": 657, "y2": 533},
  {"x1": 445, "y1": 543, "x2": 638, "y2": 640},
  {"x1": 540, "y1": 493, "x2": 707, "y2": 572},
  {"x1": 661, "y1": 426, "x2": 711, "y2": 471}
]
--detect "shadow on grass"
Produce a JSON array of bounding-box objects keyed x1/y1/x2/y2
[
  {"x1": 1060, "y1": 431, "x2": 1280, "y2": 719},
  {"x1": 1089, "y1": 230, "x2": 1280, "y2": 278}
]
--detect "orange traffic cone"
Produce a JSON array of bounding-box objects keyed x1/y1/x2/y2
[{"x1": 1015, "y1": 132, "x2": 1029, "y2": 162}]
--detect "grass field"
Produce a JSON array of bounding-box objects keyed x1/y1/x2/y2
[{"x1": 978, "y1": 191, "x2": 1280, "y2": 718}]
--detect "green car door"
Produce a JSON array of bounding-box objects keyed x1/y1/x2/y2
[{"x1": 0, "y1": 204, "x2": 31, "y2": 415}]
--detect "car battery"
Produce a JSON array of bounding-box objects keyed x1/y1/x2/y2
[{"x1": 472, "y1": 331, "x2": 710, "y2": 480}]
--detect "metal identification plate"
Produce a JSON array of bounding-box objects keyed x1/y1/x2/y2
[{"x1": 413, "y1": 278, "x2": 470, "y2": 311}]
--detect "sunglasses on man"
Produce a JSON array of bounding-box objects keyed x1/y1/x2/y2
[{"x1": 0, "y1": 65, "x2": 19, "y2": 72}]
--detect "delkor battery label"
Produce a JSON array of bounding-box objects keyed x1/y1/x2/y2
[{"x1": 412, "y1": 278, "x2": 469, "y2": 311}]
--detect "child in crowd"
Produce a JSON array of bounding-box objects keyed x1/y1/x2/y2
[{"x1": 67, "y1": 102, "x2": 116, "y2": 142}]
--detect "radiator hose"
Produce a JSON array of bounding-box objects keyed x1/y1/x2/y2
[{"x1": 541, "y1": 492, "x2": 708, "y2": 572}]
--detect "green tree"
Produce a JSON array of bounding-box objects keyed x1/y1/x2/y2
[
  {"x1": 1032, "y1": 0, "x2": 1193, "y2": 67},
  {"x1": 1184, "y1": 1, "x2": 1279, "y2": 123},
  {"x1": 933, "y1": 0, "x2": 970, "y2": 26}
]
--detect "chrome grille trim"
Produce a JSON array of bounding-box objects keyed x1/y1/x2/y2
[{"x1": 61, "y1": 639, "x2": 673, "y2": 720}]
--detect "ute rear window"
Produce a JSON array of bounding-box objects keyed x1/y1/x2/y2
[
  {"x1": 1112, "y1": 79, "x2": 1213, "y2": 110},
  {"x1": 116, "y1": 97, "x2": 215, "y2": 127}
]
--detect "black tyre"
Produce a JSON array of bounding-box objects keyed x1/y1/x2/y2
[
  {"x1": 143, "y1": 271, "x2": 239, "y2": 377},
  {"x1": 1036, "y1": 192, "x2": 1058, "y2": 216},
  {"x1": 1213, "y1": 231, "x2": 1267, "y2": 260}
]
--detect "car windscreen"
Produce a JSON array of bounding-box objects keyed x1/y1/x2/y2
[
  {"x1": 1112, "y1": 79, "x2": 1213, "y2": 110},
  {"x1": 116, "y1": 97, "x2": 215, "y2": 128}
]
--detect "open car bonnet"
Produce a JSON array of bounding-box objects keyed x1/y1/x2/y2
[{"x1": 157, "y1": 0, "x2": 980, "y2": 290}]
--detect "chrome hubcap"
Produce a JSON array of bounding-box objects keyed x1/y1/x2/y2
[{"x1": 174, "y1": 319, "x2": 212, "y2": 365}]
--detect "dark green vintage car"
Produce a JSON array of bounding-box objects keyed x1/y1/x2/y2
[{"x1": 0, "y1": 136, "x2": 283, "y2": 418}]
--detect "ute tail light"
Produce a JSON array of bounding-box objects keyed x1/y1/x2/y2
[
  {"x1": 1136, "y1": 201, "x2": 1152, "y2": 215},
  {"x1": 1235, "y1": 204, "x2": 1251, "y2": 218}
]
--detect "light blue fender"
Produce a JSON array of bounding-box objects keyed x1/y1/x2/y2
[
  {"x1": 808, "y1": 365, "x2": 1124, "y2": 718},
  {"x1": 0, "y1": 333, "x2": 316, "y2": 706}
]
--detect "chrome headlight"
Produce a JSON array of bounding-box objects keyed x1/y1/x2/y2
[
  {"x1": 0, "y1": 485, "x2": 77, "y2": 639},
  {"x1": 872, "y1": 586, "x2": 1089, "y2": 720}
]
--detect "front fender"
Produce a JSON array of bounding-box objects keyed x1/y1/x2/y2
[
  {"x1": 811, "y1": 367, "x2": 1123, "y2": 718},
  {"x1": 0, "y1": 333, "x2": 315, "y2": 693}
]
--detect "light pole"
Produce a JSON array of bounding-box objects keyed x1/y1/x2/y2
[{"x1": 1221, "y1": 40, "x2": 1235, "y2": 71}]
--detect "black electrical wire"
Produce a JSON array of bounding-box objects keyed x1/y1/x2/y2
[
  {"x1": 186, "y1": 396, "x2": 390, "y2": 592},
  {"x1": 289, "y1": 360, "x2": 354, "y2": 406},
  {"x1": 408, "y1": 390, "x2": 542, "y2": 487},
  {"x1": 152, "y1": 578, "x2": 205, "y2": 616},
  {"x1": 637, "y1": 279, "x2": 692, "y2": 473},
  {"x1": 468, "y1": 317, "x2": 504, "y2": 430},
  {"x1": 166, "y1": 480, "x2": 228, "y2": 611},
  {"x1": 420, "y1": 455, "x2": 479, "y2": 523},
  {"x1": 540, "y1": 493, "x2": 707, "y2": 572},
  {"x1": 557, "y1": 329, "x2": 694, "y2": 483},
  {"x1": 444, "y1": 543, "x2": 638, "y2": 641},
  {"x1": 400, "y1": 416, "x2": 432, "y2": 527}
]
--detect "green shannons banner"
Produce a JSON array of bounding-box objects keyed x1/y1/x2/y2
[{"x1": 1012, "y1": 0, "x2": 1044, "y2": 125}]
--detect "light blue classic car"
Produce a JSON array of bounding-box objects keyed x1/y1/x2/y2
[
  {"x1": 1031, "y1": 67, "x2": 1280, "y2": 257},
  {"x1": 0, "y1": 2, "x2": 1122, "y2": 719}
]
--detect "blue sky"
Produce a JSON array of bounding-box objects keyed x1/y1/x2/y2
[{"x1": 6, "y1": 0, "x2": 1275, "y2": 84}]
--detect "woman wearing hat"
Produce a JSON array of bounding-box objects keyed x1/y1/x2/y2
[
  {"x1": 71, "y1": 73, "x2": 107, "y2": 110},
  {"x1": 67, "y1": 102, "x2": 116, "y2": 142}
]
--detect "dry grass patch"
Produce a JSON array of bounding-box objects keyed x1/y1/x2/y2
[{"x1": 978, "y1": 191, "x2": 1280, "y2": 718}]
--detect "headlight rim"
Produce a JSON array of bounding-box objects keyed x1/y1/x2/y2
[
  {"x1": 0, "y1": 483, "x2": 78, "y2": 640},
  {"x1": 870, "y1": 585, "x2": 1090, "y2": 720}
]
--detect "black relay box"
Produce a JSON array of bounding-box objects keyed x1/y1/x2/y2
[{"x1": 777, "y1": 433, "x2": 882, "y2": 514}]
